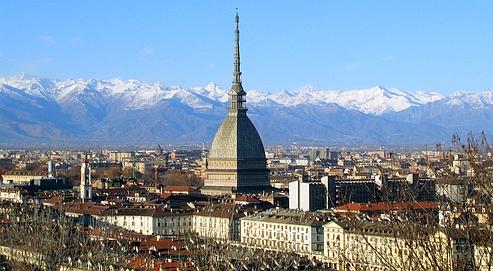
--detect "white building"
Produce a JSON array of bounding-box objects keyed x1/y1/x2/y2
[
  {"x1": 323, "y1": 220, "x2": 473, "y2": 271},
  {"x1": 240, "y1": 209, "x2": 327, "y2": 253},
  {"x1": 436, "y1": 178, "x2": 469, "y2": 203},
  {"x1": 80, "y1": 157, "x2": 92, "y2": 202},
  {"x1": 192, "y1": 205, "x2": 243, "y2": 241},
  {"x1": 289, "y1": 180, "x2": 326, "y2": 211},
  {"x1": 0, "y1": 188, "x2": 26, "y2": 203},
  {"x1": 99, "y1": 206, "x2": 192, "y2": 236},
  {"x1": 1, "y1": 171, "x2": 45, "y2": 185}
]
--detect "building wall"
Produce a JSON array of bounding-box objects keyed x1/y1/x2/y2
[
  {"x1": 289, "y1": 181, "x2": 300, "y2": 210},
  {"x1": 108, "y1": 152, "x2": 134, "y2": 162},
  {"x1": 289, "y1": 181, "x2": 327, "y2": 211},
  {"x1": 0, "y1": 189, "x2": 24, "y2": 203},
  {"x1": 436, "y1": 183, "x2": 468, "y2": 203},
  {"x1": 192, "y1": 215, "x2": 236, "y2": 241},
  {"x1": 240, "y1": 218, "x2": 323, "y2": 253},
  {"x1": 323, "y1": 221, "x2": 461, "y2": 271},
  {"x1": 101, "y1": 214, "x2": 192, "y2": 236},
  {"x1": 1, "y1": 174, "x2": 44, "y2": 185}
]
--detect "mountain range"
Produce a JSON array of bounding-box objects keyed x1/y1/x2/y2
[{"x1": 1, "y1": 74, "x2": 492, "y2": 147}]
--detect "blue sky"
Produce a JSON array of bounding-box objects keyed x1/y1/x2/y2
[{"x1": 0, "y1": 1, "x2": 492, "y2": 94}]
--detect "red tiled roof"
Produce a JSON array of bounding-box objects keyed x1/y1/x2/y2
[{"x1": 140, "y1": 236, "x2": 182, "y2": 251}]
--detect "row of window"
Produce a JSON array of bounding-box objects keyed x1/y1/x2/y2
[{"x1": 242, "y1": 221, "x2": 311, "y2": 233}]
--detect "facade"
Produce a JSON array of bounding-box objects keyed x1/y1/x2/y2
[
  {"x1": 1, "y1": 171, "x2": 45, "y2": 185},
  {"x1": 475, "y1": 243, "x2": 493, "y2": 271},
  {"x1": 308, "y1": 149, "x2": 319, "y2": 161},
  {"x1": 240, "y1": 209, "x2": 326, "y2": 253},
  {"x1": 80, "y1": 156, "x2": 92, "y2": 202},
  {"x1": 191, "y1": 205, "x2": 245, "y2": 241},
  {"x1": 436, "y1": 178, "x2": 470, "y2": 203},
  {"x1": 123, "y1": 161, "x2": 154, "y2": 175},
  {"x1": 324, "y1": 177, "x2": 379, "y2": 206},
  {"x1": 108, "y1": 151, "x2": 134, "y2": 162},
  {"x1": 99, "y1": 206, "x2": 192, "y2": 236},
  {"x1": 0, "y1": 187, "x2": 27, "y2": 203},
  {"x1": 323, "y1": 220, "x2": 475, "y2": 271},
  {"x1": 203, "y1": 13, "x2": 270, "y2": 195},
  {"x1": 289, "y1": 180, "x2": 327, "y2": 211}
]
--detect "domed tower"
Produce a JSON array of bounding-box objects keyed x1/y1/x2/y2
[{"x1": 202, "y1": 13, "x2": 271, "y2": 195}]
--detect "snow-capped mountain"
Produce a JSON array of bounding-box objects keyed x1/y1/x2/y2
[
  {"x1": 444, "y1": 89, "x2": 493, "y2": 108},
  {"x1": 0, "y1": 75, "x2": 491, "y2": 146},
  {"x1": 0, "y1": 76, "x2": 443, "y2": 115},
  {"x1": 225, "y1": 85, "x2": 443, "y2": 115},
  {"x1": 385, "y1": 89, "x2": 493, "y2": 135}
]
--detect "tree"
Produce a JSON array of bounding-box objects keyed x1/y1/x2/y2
[
  {"x1": 59, "y1": 166, "x2": 80, "y2": 186},
  {"x1": 0, "y1": 202, "x2": 131, "y2": 270},
  {"x1": 122, "y1": 166, "x2": 142, "y2": 179},
  {"x1": 161, "y1": 170, "x2": 200, "y2": 187},
  {"x1": 327, "y1": 133, "x2": 493, "y2": 271}
]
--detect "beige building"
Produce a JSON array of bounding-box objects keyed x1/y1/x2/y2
[
  {"x1": 240, "y1": 209, "x2": 326, "y2": 253},
  {"x1": 123, "y1": 161, "x2": 154, "y2": 175},
  {"x1": 192, "y1": 205, "x2": 243, "y2": 241},
  {"x1": 0, "y1": 188, "x2": 27, "y2": 203},
  {"x1": 323, "y1": 220, "x2": 477, "y2": 271},
  {"x1": 1, "y1": 171, "x2": 45, "y2": 185},
  {"x1": 108, "y1": 151, "x2": 134, "y2": 162},
  {"x1": 475, "y1": 242, "x2": 493, "y2": 271}
]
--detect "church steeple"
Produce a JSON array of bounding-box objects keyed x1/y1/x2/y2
[{"x1": 229, "y1": 11, "x2": 247, "y2": 113}]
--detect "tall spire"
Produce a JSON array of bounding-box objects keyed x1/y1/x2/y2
[
  {"x1": 233, "y1": 11, "x2": 241, "y2": 84},
  {"x1": 229, "y1": 11, "x2": 247, "y2": 112}
]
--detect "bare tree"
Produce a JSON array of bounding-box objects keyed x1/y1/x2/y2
[
  {"x1": 328, "y1": 133, "x2": 493, "y2": 271},
  {"x1": 0, "y1": 202, "x2": 132, "y2": 270}
]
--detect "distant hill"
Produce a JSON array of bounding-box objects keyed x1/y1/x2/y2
[{"x1": 0, "y1": 75, "x2": 491, "y2": 147}]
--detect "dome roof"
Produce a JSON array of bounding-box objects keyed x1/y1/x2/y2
[{"x1": 209, "y1": 112, "x2": 266, "y2": 160}]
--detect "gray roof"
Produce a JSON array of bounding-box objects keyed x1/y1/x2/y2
[
  {"x1": 209, "y1": 111, "x2": 266, "y2": 160},
  {"x1": 240, "y1": 208, "x2": 330, "y2": 227}
]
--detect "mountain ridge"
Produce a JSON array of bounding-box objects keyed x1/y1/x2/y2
[{"x1": 0, "y1": 75, "x2": 491, "y2": 146}]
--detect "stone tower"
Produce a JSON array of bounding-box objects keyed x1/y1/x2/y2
[
  {"x1": 80, "y1": 154, "x2": 92, "y2": 202},
  {"x1": 202, "y1": 13, "x2": 271, "y2": 195}
]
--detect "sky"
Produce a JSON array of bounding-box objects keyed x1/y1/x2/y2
[{"x1": 0, "y1": 1, "x2": 492, "y2": 94}]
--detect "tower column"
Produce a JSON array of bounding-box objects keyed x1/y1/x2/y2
[
  {"x1": 202, "y1": 12, "x2": 271, "y2": 195},
  {"x1": 80, "y1": 155, "x2": 92, "y2": 202}
]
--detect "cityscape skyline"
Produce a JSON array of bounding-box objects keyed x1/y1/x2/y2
[
  {"x1": 1, "y1": 3, "x2": 492, "y2": 271},
  {"x1": 1, "y1": 1, "x2": 492, "y2": 94}
]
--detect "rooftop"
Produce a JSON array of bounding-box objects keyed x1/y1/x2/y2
[{"x1": 240, "y1": 208, "x2": 331, "y2": 226}]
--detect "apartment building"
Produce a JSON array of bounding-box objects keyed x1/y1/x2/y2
[
  {"x1": 1, "y1": 171, "x2": 45, "y2": 185},
  {"x1": 323, "y1": 220, "x2": 476, "y2": 271},
  {"x1": 240, "y1": 209, "x2": 328, "y2": 253},
  {"x1": 99, "y1": 206, "x2": 192, "y2": 236}
]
